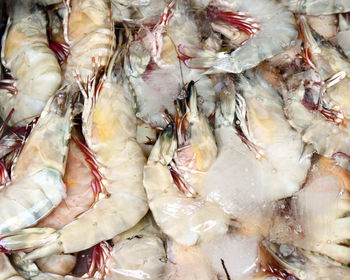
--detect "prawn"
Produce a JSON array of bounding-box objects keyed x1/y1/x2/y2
[
  {"x1": 281, "y1": 0, "x2": 350, "y2": 15},
  {"x1": 0, "y1": 89, "x2": 72, "y2": 235},
  {"x1": 205, "y1": 71, "x2": 311, "y2": 227},
  {"x1": 143, "y1": 81, "x2": 230, "y2": 246},
  {"x1": 178, "y1": 0, "x2": 298, "y2": 74},
  {"x1": 0, "y1": 54, "x2": 148, "y2": 260},
  {"x1": 0, "y1": 0, "x2": 62, "y2": 126},
  {"x1": 63, "y1": 0, "x2": 116, "y2": 86},
  {"x1": 283, "y1": 16, "x2": 350, "y2": 158},
  {"x1": 8, "y1": 214, "x2": 166, "y2": 280}
]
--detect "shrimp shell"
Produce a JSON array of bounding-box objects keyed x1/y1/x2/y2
[
  {"x1": 63, "y1": 0, "x2": 116, "y2": 85},
  {"x1": 0, "y1": 0, "x2": 62, "y2": 126}
]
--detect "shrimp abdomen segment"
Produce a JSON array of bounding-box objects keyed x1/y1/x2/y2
[
  {"x1": 64, "y1": 0, "x2": 115, "y2": 83},
  {"x1": 0, "y1": 169, "x2": 65, "y2": 235},
  {"x1": 49, "y1": 79, "x2": 148, "y2": 253},
  {"x1": 0, "y1": 92, "x2": 71, "y2": 235},
  {"x1": 57, "y1": 190, "x2": 148, "y2": 253}
]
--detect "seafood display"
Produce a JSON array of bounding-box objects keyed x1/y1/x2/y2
[{"x1": 0, "y1": 0, "x2": 349, "y2": 279}]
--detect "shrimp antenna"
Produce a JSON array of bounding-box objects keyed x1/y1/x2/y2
[{"x1": 168, "y1": 35, "x2": 185, "y2": 87}]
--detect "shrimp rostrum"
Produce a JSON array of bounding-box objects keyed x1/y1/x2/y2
[
  {"x1": 0, "y1": 0, "x2": 62, "y2": 126},
  {"x1": 0, "y1": 55, "x2": 148, "y2": 260},
  {"x1": 143, "y1": 81, "x2": 230, "y2": 246},
  {"x1": 179, "y1": 0, "x2": 298, "y2": 74},
  {"x1": 0, "y1": 89, "x2": 72, "y2": 236}
]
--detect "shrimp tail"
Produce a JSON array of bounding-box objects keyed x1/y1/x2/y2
[
  {"x1": 0, "y1": 228, "x2": 58, "y2": 254},
  {"x1": 177, "y1": 44, "x2": 228, "y2": 71}
]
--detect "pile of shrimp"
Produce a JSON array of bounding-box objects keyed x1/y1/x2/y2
[{"x1": 0, "y1": 0, "x2": 349, "y2": 279}]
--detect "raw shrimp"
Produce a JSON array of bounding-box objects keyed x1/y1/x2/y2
[
  {"x1": 63, "y1": 0, "x2": 116, "y2": 85},
  {"x1": 178, "y1": 0, "x2": 297, "y2": 74},
  {"x1": 0, "y1": 89, "x2": 72, "y2": 235},
  {"x1": 9, "y1": 214, "x2": 166, "y2": 280},
  {"x1": 281, "y1": 0, "x2": 350, "y2": 15},
  {"x1": 283, "y1": 16, "x2": 350, "y2": 158},
  {"x1": 0, "y1": 56, "x2": 148, "y2": 259},
  {"x1": 143, "y1": 81, "x2": 230, "y2": 246},
  {"x1": 205, "y1": 71, "x2": 311, "y2": 230},
  {"x1": 0, "y1": 0, "x2": 62, "y2": 126},
  {"x1": 263, "y1": 241, "x2": 350, "y2": 279}
]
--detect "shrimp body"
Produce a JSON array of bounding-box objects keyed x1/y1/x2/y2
[
  {"x1": 205, "y1": 72, "x2": 310, "y2": 229},
  {"x1": 64, "y1": 0, "x2": 116, "y2": 85},
  {"x1": 0, "y1": 64, "x2": 148, "y2": 259},
  {"x1": 284, "y1": 16, "x2": 350, "y2": 157},
  {"x1": 143, "y1": 82, "x2": 229, "y2": 246},
  {"x1": 0, "y1": 90, "x2": 72, "y2": 235},
  {"x1": 180, "y1": 0, "x2": 297, "y2": 74},
  {"x1": 36, "y1": 132, "x2": 94, "y2": 230},
  {"x1": 0, "y1": 0, "x2": 62, "y2": 126},
  {"x1": 282, "y1": 0, "x2": 350, "y2": 15}
]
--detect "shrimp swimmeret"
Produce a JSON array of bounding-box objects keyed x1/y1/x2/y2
[
  {"x1": 0, "y1": 89, "x2": 72, "y2": 235},
  {"x1": 0, "y1": 57, "x2": 148, "y2": 259}
]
